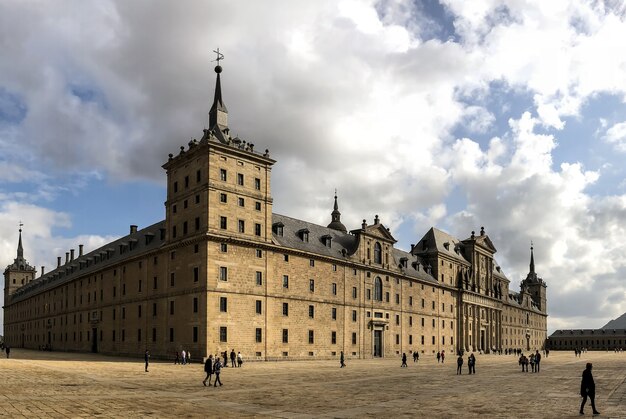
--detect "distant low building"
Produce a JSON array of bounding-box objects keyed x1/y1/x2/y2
[{"x1": 547, "y1": 314, "x2": 626, "y2": 350}]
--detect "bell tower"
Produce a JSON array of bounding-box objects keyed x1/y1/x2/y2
[
  {"x1": 521, "y1": 244, "x2": 547, "y2": 313},
  {"x1": 3, "y1": 224, "x2": 37, "y2": 305}
]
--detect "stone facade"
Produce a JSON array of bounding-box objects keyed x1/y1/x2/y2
[{"x1": 2, "y1": 65, "x2": 548, "y2": 360}]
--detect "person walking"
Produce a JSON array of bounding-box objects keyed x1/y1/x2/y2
[
  {"x1": 456, "y1": 354, "x2": 463, "y2": 375},
  {"x1": 223, "y1": 351, "x2": 228, "y2": 368},
  {"x1": 213, "y1": 357, "x2": 223, "y2": 387},
  {"x1": 441, "y1": 350, "x2": 445, "y2": 363},
  {"x1": 203, "y1": 354, "x2": 213, "y2": 386},
  {"x1": 401, "y1": 353, "x2": 408, "y2": 367},
  {"x1": 413, "y1": 351, "x2": 419, "y2": 363},
  {"x1": 580, "y1": 362, "x2": 600, "y2": 416},
  {"x1": 144, "y1": 349, "x2": 150, "y2": 372},
  {"x1": 181, "y1": 349, "x2": 187, "y2": 365},
  {"x1": 5, "y1": 346, "x2": 10, "y2": 359},
  {"x1": 174, "y1": 351, "x2": 180, "y2": 365},
  {"x1": 436, "y1": 351, "x2": 441, "y2": 363},
  {"x1": 530, "y1": 353, "x2": 536, "y2": 373},
  {"x1": 187, "y1": 351, "x2": 192, "y2": 364},
  {"x1": 230, "y1": 349, "x2": 236, "y2": 368},
  {"x1": 237, "y1": 352, "x2": 243, "y2": 367},
  {"x1": 340, "y1": 351, "x2": 346, "y2": 368},
  {"x1": 468, "y1": 353, "x2": 476, "y2": 374}
]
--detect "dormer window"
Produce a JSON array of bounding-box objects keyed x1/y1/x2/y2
[
  {"x1": 321, "y1": 235, "x2": 332, "y2": 247},
  {"x1": 443, "y1": 242, "x2": 450, "y2": 251},
  {"x1": 298, "y1": 229, "x2": 310, "y2": 242},
  {"x1": 400, "y1": 257, "x2": 408, "y2": 268},
  {"x1": 273, "y1": 222, "x2": 284, "y2": 237}
]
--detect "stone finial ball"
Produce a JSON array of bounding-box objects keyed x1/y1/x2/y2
[{"x1": 215, "y1": 65, "x2": 222, "y2": 74}]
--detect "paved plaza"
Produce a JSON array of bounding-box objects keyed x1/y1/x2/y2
[{"x1": 1, "y1": 349, "x2": 626, "y2": 418}]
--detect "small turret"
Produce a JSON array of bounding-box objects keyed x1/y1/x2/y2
[
  {"x1": 4, "y1": 225, "x2": 37, "y2": 305},
  {"x1": 327, "y1": 191, "x2": 347, "y2": 233}
]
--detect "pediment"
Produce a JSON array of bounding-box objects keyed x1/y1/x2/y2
[
  {"x1": 363, "y1": 223, "x2": 397, "y2": 243},
  {"x1": 475, "y1": 235, "x2": 497, "y2": 253}
]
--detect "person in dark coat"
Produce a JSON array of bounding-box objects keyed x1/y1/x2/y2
[
  {"x1": 401, "y1": 353, "x2": 407, "y2": 367},
  {"x1": 230, "y1": 349, "x2": 236, "y2": 368},
  {"x1": 535, "y1": 350, "x2": 541, "y2": 372},
  {"x1": 580, "y1": 362, "x2": 599, "y2": 415},
  {"x1": 456, "y1": 355, "x2": 463, "y2": 374},
  {"x1": 203, "y1": 355, "x2": 213, "y2": 386},
  {"x1": 468, "y1": 353, "x2": 476, "y2": 374},
  {"x1": 413, "y1": 351, "x2": 419, "y2": 363},
  {"x1": 340, "y1": 351, "x2": 346, "y2": 368},
  {"x1": 144, "y1": 350, "x2": 150, "y2": 372},
  {"x1": 5, "y1": 346, "x2": 10, "y2": 358},
  {"x1": 213, "y1": 357, "x2": 223, "y2": 387}
]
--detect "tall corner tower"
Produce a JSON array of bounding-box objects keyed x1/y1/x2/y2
[
  {"x1": 162, "y1": 57, "x2": 276, "y2": 247},
  {"x1": 3, "y1": 226, "x2": 37, "y2": 306},
  {"x1": 522, "y1": 244, "x2": 547, "y2": 313}
]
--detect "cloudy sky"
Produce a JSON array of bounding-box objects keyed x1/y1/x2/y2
[{"x1": 2, "y1": 0, "x2": 626, "y2": 335}]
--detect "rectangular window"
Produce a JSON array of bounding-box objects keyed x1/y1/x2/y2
[
  {"x1": 256, "y1": 249, "x2": 262, "y2": 258},
  {"x1": 184, "y1": 175, "x2": 189, "y2": 188},
  {"x1": 193, "y1": 267, "x2": 199, "y2": 282},
  {"x1": 396, "y1": 314, "x2": 400, "y2": 325},
  {"x1": 220, "y1": 169, "x2": 227, "y2": 182},
  {"x1": 409, "y1": 316, "x2": 413, "y2": 326},
  {"x1": 255, "y1": 223, "x2": 261, "y2": 236},
  {"x1": 196, "y1": 169, "x2": 201, "y2": 183},
  {"x1": 220, "y1": 267, "x2": 228, "y2": 281},
  {"x1": 331, "y1": 331, "x2": 337, "y2": 345},
  {"x1": 282, "y1": 329, "x2": 288, "y2": 343},
  {"x1": 152, "y1": 328, "x2": 157, "y2": 342},
  {"x1": 152, "y1": 302, "x2": 157, "y2": 317},
  {"x1": 170, "y1": 272, "x2": 175, "y2": 287},
  {"x1": 422, "y1": 299, "x2": 425, "y2": 308},
  {"x1": 409, "y1": 335, "x2": 413, "y2": 345},
  {"x1": 352, "y1": 332, "x2": 357, "y2": 345},
  {"x1": 122, "y1": 307, "x2": 126, "y2": 320},
  {"x1": 256, "y1": 328, "x2": 262, "y2": 343},
  {"x1": 195, "y1": 217, "x2": 200, "y2": 231},
  {"x1": 283, "y1": 275, "x2": 289, "y2": 288},
  {"x1": 256, "y1": 271, "x2": 263, "y2": 285},
  {"x1": 308, "y1": 330, "x2": 314, "y2": 344},
  {"x1": 309, "y1": 305, "x2": 315, "y2": 318},
  {"x1": 138, "y1": 305, "x2": 142, "y2": 318},
  {"x1": 432, "y1": 336, "x2": 435, "y2": 345},
  {"x1": 172, "y1": 226, "x2": 177, "y2": 238},
  {"x1": 220, "y1": 326, "x2": 227, "y2": 342},
  {"x1": 255, "y1": 300, "x2": 262, "y2": 314},
  {"x1": 237, "y1": 173, "x2": 244, "y2": 185},
  {"x1": 409, "y1": 296, "x2": 413, "y2": 306},
  {"x1": 220, "y1": 297, "x2": 228, "y2": 312},
  {"x1": 138, "y1": 329, "x2": 142, "y2": 342},
  {"x1": 255, "y1": 201, "x2": 261, "y2": 211},
  {"x1": 366, "y1": 289, "x2": 371, "y2": 300},
  {"x1": 421, "y1": 317, "x2": 425, "y2": 327},
  {"x1": 254, "y1": 177, "x2": 261, "y2": 190},
  {"x1": 396, "y1": 334, "x2": 400, "y2": 345},
  {"x1": 332, "y1": 283, "x2": 337, "y2": 295},
  {"x1": 332, "y1": 307, "x2": 337, "y2": 320},
  {"x1": 220, "y1": 193, "x2": 227, "y2": 203},
  {"x1": 195, "y1": 194, "x2": 200, "y2": 204},
  {"x1": 138, "y1": 280, "x2": 142, "y2": 293},
  {"x1": 352, "y1": 310, "x2": 357, "y2": 322},
  {"x1": 193, "y1": 298, "x2": 198, "y2": 313},
  {"x1": 310, "y1": 259, "x2": 315, "y2": 267},
  {"x1": 170, "y1": 300, "x2": 175, "y2": 315},
  {"x1": 173, "y1": 181, "x2": 178, "y2": 192},
  {"x1": 352, "y1": 287, "x2": 357, "y2": 299},
  {"x1": 238, "y1": 197, "x2": 245, "y2": 207},
  {"x1": 221, "y1": 243, "x2": 228, "y2": 252},
  {"x1": 284, "y1": 254, "x2": 289, "y2": 262},
  {"x1": 170, "y1": 328, "x2": 174, "y2": 343},
  {"x1": 220, "y1": 216, "x2": 227, "y2": 229},
  {"x1": 309, "y1": 279, "x2": 315, "y2": 292},
  {"x1": 442, "y1": 303, "x2": 445, "y2": 311},
  {"x1": 238, "y1": 219, "x2": 245, "y2": 233},
  {"x1": 193, "y1": 327, "x2": 198, "y2": 343},
  {"x1": 282, "y1": 302, "x2": 289, "y2": 316},
  {"x1": 432, "y1": 301, "x2": 435, "y2": 310},
  {"x1": 432, "y1": 319, "x2": 435, "y2": 327}
]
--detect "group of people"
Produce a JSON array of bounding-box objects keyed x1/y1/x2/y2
[
  {"x1": 436, "y1": 350, "x2": 446, "y2": 363},
  {"x1": 518, "y1": 350, "x2": 542, "y2": 372},
  {"x1": 174, "y1": 350, "x2": 193, "y2": 365},
  {"x1": 456, "y1": 353, "x2": 476, "y2": 374},
  {"x1": 200, "y1": 349, "x2": 243, "y2": 387}
]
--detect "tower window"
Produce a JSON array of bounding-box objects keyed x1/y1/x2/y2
[
  {"x1": 254, "y1": 178, "x2": 261, "y2": 190},
  {"x1": 237, "y1": 173, "x2": 244, "y2": 186},
  {"x1": 374, "y1": 242, "x2": 382, "y2": 264},
  {"x1": 220, "y1": 169, "x2": 227, "y2": 182}
]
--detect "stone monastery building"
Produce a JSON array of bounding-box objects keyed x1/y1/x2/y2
[{"x1": 3, "y1": 64, "x2": 548, "y2": 360}]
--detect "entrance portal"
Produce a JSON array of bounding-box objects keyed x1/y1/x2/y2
[{"x1": 374, "y1": 330, "x2": 383, "y2": 357}]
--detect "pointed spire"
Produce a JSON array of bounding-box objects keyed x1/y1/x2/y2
[
  {"x1": 17, "y1": 222, "x2": 24, "y2": 259},
  {"x1": 327, "y1": 190, "x2": 347, "y2": 233},
  {"x1": 209, "y1": 48, "x2": 228, "y2": 131},
  {"x1": 529, "y1": 242, "x2": 535, "y2": 275}
]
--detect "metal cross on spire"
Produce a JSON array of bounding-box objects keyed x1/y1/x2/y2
[
  {"x1": 19, "y1": 220, "x2": 23, "y2": 231},
  {"x1": 213, "y1": 48, "x2": 224, "y2": 65}
]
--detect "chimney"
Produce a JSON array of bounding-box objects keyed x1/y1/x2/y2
[
  {"x1": 57, "y1": 257, "x2": 61, "y2": 267},
  {"x1": 410, "y1": 244, "x2": 415, "y2": 253},
  {"x1": 79, "y1": 244, "x2": 84, "y2": 257},
  {"x1": 70, "y1": 249, "x2": 75, "y2": 261},
  {"x1": 41, "y1": 266, "x2": 45, "y2": 277},
  {"x1": 130, "y1": 225, "x2": 138, "y2": 234},
  {"x1": 65, "y1": 252, "x2": 69, "y2": 264}
]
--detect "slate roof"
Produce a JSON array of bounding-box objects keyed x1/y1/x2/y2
[
  {"x1": 413, "y1": 227, "x2": 470, "y2": 264},
  {"x1": 272, "y1": 213, "x2": 358, "y2": 258},
  {"x1": 550, "y1": 328, "x2": 626, "y2": 338},
  {"x1": 10, "y1": 221, "x2": 167, "y2": 303},
  {"x1": 391, "y1": 248, "x2": 437, "y2": 283}
]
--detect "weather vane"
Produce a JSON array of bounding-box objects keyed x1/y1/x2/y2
[
  {"x1": 213, "y1": 48, "x2": 224, "y2": 65},
  {"x1": 19, "y1": 220, "x2": 23, "y2": 231}
]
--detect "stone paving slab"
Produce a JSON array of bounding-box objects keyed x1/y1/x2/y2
[{"x1": 1, "y1": 350, "x2": 626, "y2": 418}]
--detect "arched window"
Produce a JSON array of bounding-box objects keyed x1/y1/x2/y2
[
  {"x1": 374, "y1": 242, "x2": 382, "y2": 264},
  {"x1": 374, "y1": 277, "x2": 383, "y2": 301}
]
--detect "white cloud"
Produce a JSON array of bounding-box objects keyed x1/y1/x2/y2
[{"x1": 603, "y1": 121, "x2": 626, "y2": 151}]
